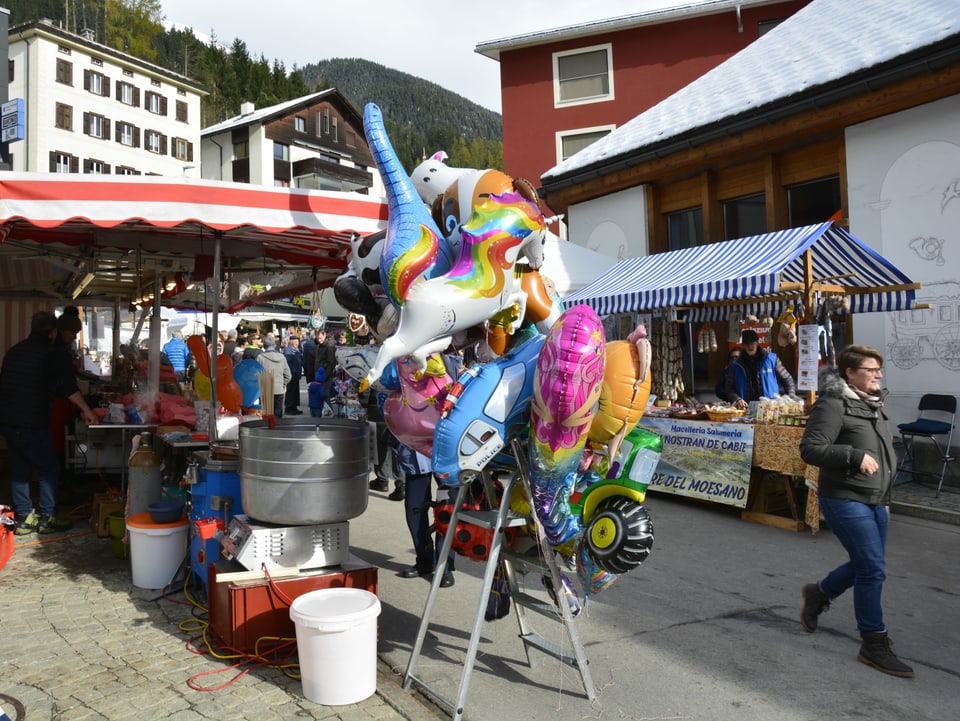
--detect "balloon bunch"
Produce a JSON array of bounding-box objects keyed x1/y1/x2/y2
[{"x1": 333, "y1": 103, "x2": 660, "y2": 601}]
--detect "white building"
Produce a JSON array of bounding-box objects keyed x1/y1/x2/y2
[{"x1": 6, "y1": 18, "x2": 207, "y2": 176}]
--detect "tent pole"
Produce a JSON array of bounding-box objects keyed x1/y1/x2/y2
[
  {"x1": 148, "y1": 276, "x2": 161, "y2": 400},
  {"x1": 803, "y1": 248, "x2": 816, "y2": 409},
  {"x1": 209, "y1": 231, "x2": 222, "y2": 442},
  {"x1": 112, "y1": 297, "x2": 121, "y2": 374},
  {"x1": 686, "y1": 318, "x2": 695, "y2": 398}
]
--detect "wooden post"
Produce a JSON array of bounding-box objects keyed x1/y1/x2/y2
[{"x1": 803, "y1": 248, "x2": 817, "y2": 410}]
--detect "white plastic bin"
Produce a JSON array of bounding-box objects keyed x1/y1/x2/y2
[
  {"x1": 289, "y1": 587, "x2": 381, "y2": 705},
  {"x1": 126, "y1": 512, "x2": 188, "y2": 589}
]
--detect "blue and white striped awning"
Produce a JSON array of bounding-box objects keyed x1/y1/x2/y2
[{"x1": 561, "y1": 223, "x2": 919, "y2": 320}]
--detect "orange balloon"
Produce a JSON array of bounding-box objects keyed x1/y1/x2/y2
[
  {"x1": 186, "y1": 334, "x2": 211, "y2": 377},
  {"x1": 215, "y1": 354, "x2": 242, "y2": 413},
  {"x1": 588, "y1": 340, "x2": 653, "y2": 445}
]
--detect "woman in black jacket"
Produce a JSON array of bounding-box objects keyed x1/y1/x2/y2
[{"x1": 799, "y1": 345, "x2": 912, "y2": 677}]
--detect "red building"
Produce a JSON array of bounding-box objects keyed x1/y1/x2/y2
[{"x1": 477, "y1": 0, "x2": 810, "y2": 204}]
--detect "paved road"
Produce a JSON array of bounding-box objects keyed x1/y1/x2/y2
[{"x1": 3, "y1": 470, "x2": 957, "y2": 721}]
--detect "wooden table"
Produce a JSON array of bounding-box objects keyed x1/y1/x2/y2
[{"x1": 746, "y1": 423, "x2": 821, "y2": 533}]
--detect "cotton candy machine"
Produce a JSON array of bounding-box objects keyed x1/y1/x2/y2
[{"x1": 238, "y1": 418, "x2": 371, "y2": 525}]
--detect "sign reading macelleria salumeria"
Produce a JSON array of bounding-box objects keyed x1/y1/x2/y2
[{"x1": 638, "y1": 417, "x2": 755, "y2": 508}]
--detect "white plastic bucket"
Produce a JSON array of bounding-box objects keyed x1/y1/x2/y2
[
  {"x1": 289, "y1": 587, "x2": 381, "y2": 705},
  {"x1": 126, "y1": 512, "x2": 189, "y2": 589}
]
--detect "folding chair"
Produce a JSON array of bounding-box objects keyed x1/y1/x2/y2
[{"x1": 895, "y1": 394, "x2": 957, "y2": 497}]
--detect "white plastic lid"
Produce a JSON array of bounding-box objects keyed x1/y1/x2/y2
[{"x1": 289, "y1": 587, "x2": 381, "y2": 632}]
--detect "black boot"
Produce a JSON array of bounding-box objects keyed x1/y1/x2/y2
[
  {"x1": 800, "y1": 583, "x2": 830, "y2": 632},
  {"x1": 858, "y1": 631, "x2": 914, "y2": 678},
  {"x1": 388, "y1": 479, "x2": 405, "y2": 501}
]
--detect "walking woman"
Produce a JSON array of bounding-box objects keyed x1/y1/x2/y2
[{"x1": 799, "y1": 345, "x2": 912, "y2": 677}]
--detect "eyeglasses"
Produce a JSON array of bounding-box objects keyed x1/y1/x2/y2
[{"x1": 857, "y1": 367, "x2": 884, "y2": 375}]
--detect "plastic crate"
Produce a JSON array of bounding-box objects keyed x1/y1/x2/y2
[{"x1": 1, "y1": 508, "x2": 15, "y2": 571}]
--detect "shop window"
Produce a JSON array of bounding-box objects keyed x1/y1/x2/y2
[
  {"x1": 788, "y1": 176, "x2": 841, "y2": 226},
  {"x1": 554, "y1": 44, "x2": 613, "y2": 107},
  {"x1": 667, "y1": 207, "x2": 703, "y2": 251},
  {"x1": 558, "y1": 126, "x2": 614, "y2": 163},
  {"x1": 723, "y1": 192, "x2": 766, "y2": 240}
]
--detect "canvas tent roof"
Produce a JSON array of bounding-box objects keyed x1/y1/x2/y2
[
  {"x1": 0, "y1": 173, "x2": 388, "y2": 310},
  {"x1": 561, "y1": 223, "x2": 920, "y2": 321}
]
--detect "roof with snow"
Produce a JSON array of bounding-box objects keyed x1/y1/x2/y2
[{"x1": 542, "y1": 0, "x2": 960, "y2": 184}]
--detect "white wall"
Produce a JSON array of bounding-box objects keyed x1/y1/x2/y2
[
  {"x1": 846, "y1": 93, "x2": 960, "y2": 428},
  {"x1": 567, "y1": 185, "x2": 649, "y2": 261}
]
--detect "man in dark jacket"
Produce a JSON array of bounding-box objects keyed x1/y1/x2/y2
[
  {"x1": 0, "y1": 311, "x2": 99, "y2": 535},
  {"x1": 282, "y1": 335, "x2": 303, "y2": 414},
  {"x1": 726, "y1": 329, "x2": 795, "y2": 408},
  {"x1": 798, "y1": 345, "x2": 911, "y2": 678},
  {"x1": 314, "y1": 329, "x2": 337, "y2": 404},
  {"x1": 301, "y1": 330, "x2": 317, "y2": 392}
]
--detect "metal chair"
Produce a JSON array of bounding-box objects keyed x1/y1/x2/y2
[{"x1": 895, "y1": 394, "x2": 957, "y2": 497}]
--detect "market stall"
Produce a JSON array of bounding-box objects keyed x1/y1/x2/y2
[
  {"x1": 562, "y1": 221, "x2": 921, "y2": 530},
  {"x1": 0, "y1": 173, "x2": 387, "y2": 436}
]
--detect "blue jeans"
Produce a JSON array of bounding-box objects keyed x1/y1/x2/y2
[
  {"x1": 818, "y1": 495, "x2": 888, "y2": 633},
  {"x1": 0, "y1": 425, "x2": 61, "y2": 518},
  {"x1": 404, "y1": 473, "x2": 455, "y2": 575}
]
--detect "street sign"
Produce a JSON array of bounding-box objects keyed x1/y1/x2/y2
[{"x1": 1, "y1": 98, "x2": 25, "y2": 143}]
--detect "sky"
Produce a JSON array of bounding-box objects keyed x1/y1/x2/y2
[{"x1": 159, "y1": 0, "x2": 682, "y2": 113}]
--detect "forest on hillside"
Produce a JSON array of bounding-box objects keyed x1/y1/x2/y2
[{"x1": 4, "y1": 0, "x2": 503, "y2": 172}]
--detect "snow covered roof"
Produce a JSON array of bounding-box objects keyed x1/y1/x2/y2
[
  {"x1": 476, "y1": 0, "x2": 785, "y2": 60},
  {"x1": 201, "y1": 89, "x2": 337, "y2": 136},
  {"x1": 542, "y1": 0, "x2": 960, "y2": 183}
]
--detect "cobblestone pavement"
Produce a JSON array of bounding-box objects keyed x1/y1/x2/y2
[{"x1": 0, "y1": 486, "x2": 441, "y2": 721}]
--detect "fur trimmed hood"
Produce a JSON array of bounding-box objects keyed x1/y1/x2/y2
[{"x1": 817, "y1": 366, "x2": 887, "y2": 403}]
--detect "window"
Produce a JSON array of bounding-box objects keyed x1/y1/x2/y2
[
  {"x1": 759, "y1": 19, "x2": 788, "y2": 36},
  {"x1": 58, "y1": 45, "x2": 71, "y2": 55},
  {"x1": 787, "y1": 177, "x2": 842, "y2": 226},
  {"x1": 84, "y1": 159, "x2": 109, "y2": 174},
  {"x1": 123, "y1": 68, "x2": 133, "y2": 77},
  {"x1": 117, "y1": 81, "x2": 136, "y2": 105},
  {"x1": 274, "y1": 142, "x2": 290, "y2": 161},
  {"x1": 85, "y1": 70, "x2": 108, "y2": 96},
  {"x1": 554, "y1": 44, "x2": 613, "y2": 106},
  {"x1": 115, "y1": 165, "x2": 138, "y2": 175},
  {"x1": 234, "y1": 141, "x2": 249, "y2": 160},
  {"x1": 91, "y1": 57, "x2": 103, "y2": 67},
  {"x1": 85, "y1": 113, "x2": 106, "y2": 139},
  {"x1": 723, "y1": 192, "x2": 766, "y2": 240},
  {"x1": 55, "y1": 103, "x2": 73, "y2": 131},
  {"x1": 116, "y1": 122, "x2": 137, "y2": 147},
  {"x1": 667, "y1": 208, "x2": 703, "y2": 252},
  {"x1": 557, "y1": 126, "x2": 614, "y2": 162},
  {"x1": 50, "y1": 151, "x2": 79, "y2": 174},
  {"x1": 173, "y1": 137, "x2": 193, "y2": 161},
  {"x1": 56, "y1": 59, "x2": 73, "y2": 85},
  {"x1": 322, "y1": 108, "x2": 330, "y2": 134},
  {"x1": 145, "y1": 130, "x2": 162, "y2": 154},
  {"x1": 145, "y1": 91, "x2": 166, "y2": 115},
  {"x1": 151, "y1": 78, "x2": 160, "y2": 87},
  {"x1": 8, "y1": 59, "x2": 13, "y2": 84},
  {"x1": 295, "y1": 116, "x2": 306, "y2": 132},
  {"x1": 331, "y1": 116, "x2": 338, "y2": 142},
  {"x1": 176, "y1": 100, "x2": 188, "y2": 123}
]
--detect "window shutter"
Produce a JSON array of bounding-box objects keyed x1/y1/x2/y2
[
  {"x1": 102, "y1": 75, "x2": 111, "y2": 97},
  {"x1": 161, "y1": 97, "x2": 168, "y2": 116},
  {"x1": 134, "y1": 127, "x2": 140, "y2": 147},
  {"x1": 70, "y1": 156, "x2": 79, "y2": 173},
  {"x1": 84, "y1": 159, "x2": 91, "y2": 173},
  {"x1": 49, "y1": 151, "x2": 56, "y2": 172},
  {"x1": 83, "y1": 112, "x2": 91, "y2": 134},
  {"x1": 115, "y1": 83, "x2": 121, "y2": 101},
  {"x1": 161, "y1": 135, "x2": 167, "y2": 154},
  {"x1": 103, "y1": 119, "x2": 111, "y2": 141},
  {"x1": 83, "y1": 68, "x2": 90, "y2": 91},
  {"x1": 104, "y1": 163, "x2": 111, "y2": 174},
  {"x1": 134, "y1": 88, "x2": 140, "y2": 106},
  {"x1": 187, "y1": 142, "x2": 194, "y2": 162}
]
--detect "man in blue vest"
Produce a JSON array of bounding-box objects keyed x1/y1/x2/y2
[{"x1": 725, "y1": 329, "x2": 795, "y2": 409}]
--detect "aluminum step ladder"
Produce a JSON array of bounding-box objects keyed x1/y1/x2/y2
[{"x1": 402, "y1": 439, "x2": 596, "y2": 721}]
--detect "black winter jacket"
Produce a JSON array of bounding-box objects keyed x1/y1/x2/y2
[{"x1": 799, "y1": 368, "x2": 896, "y2": 506}]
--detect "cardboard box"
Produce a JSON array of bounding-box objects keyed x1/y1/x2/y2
[{"x1": 91, "y1": 493, "x2": 124, "y2": 537}]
